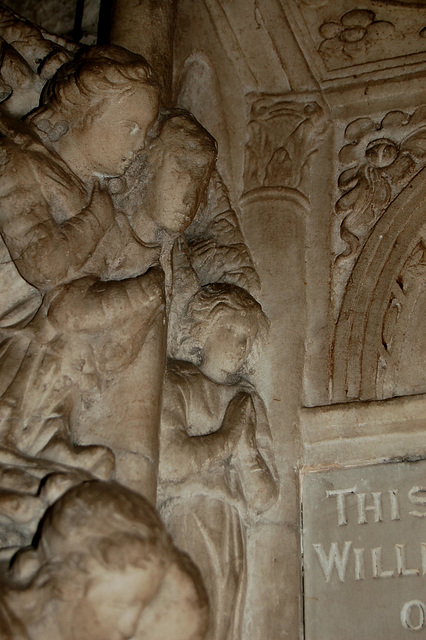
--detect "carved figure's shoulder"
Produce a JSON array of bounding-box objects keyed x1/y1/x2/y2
[
  {"x1": 0, "y1": 134, "x2": 71, "y2": 216},
  {"x1": 166, "y1": 359, "x2": 200, "y2": 382},
  {"x1": 0, "y1": 136, "x2": 38, "y2": 192},
  {"x1": 163, "y1": 360, "x2": 205, "y2": 410}
]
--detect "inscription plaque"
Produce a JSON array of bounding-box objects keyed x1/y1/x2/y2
[{"x1": 303, "y1": 460, "x2": 426, "y2": 639}]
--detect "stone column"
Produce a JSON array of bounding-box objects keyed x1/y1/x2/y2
[
  {"x1": 100, "y1": 0, "x2": 177, "y2": 500},
  {"x1": 108, "y1": 0, "x2": 177, "y2": 104}
]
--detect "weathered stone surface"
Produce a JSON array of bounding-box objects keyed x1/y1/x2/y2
[
  {"x1": 3, "y1": 0, "x2": 100, "y2": 42},
  {"x1": 0, "y1": 0, "x2": 426, "y2": 638},
  {"x1": 303, "y1": 460, "x2": 426, "y2": 638}
]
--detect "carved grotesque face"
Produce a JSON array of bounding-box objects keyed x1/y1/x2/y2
[
  {"x1": 198, "y1": 313, "x2": 254, "y2": 385},
  {"x1": 71, "y1": 84, "x2": 159, "y2": 177}
]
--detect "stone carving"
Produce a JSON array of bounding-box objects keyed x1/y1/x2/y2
[
  {"x1": 332, "y1": 163, "x2": 426, "y2": 402},
  {"x1": 0, "y1": 32, "x2": 216, "y2": 639},
  {"x1": 377, "y1": 238, "x2": 426, "y2": 398},
  {"x1": 372, "y1": 0, "x2": 426, "y2": 6},
  {"x1": 186, "y1": 169, "x2": 260, "y2": 293},
  {"x1": 318, "y1": 10, "x2": 395, "y2": 63},
  {"x1": 108, "y1": 120, "x2": 257, "y2": 300},
  {"x1": 300, "y1": 0, "x2": 329, "y2": 6},
  {"x1": 244, "y1": 94, "x2": 327, "y2": 194},
  {"x1": 336, "y1": 107, "x2": 426, "y2": 263},
  {"x1": 0, "y1": 444, "x2": 94, "y2": 556},
  {"x1": 158, "y1": 283, "x2": 278, "y2": 640},
  {"x1": 0, "y1": 44, "x2": 216, "y2": 494},
  {"x1": 0, "y1": 2, "x2": 78, "y2": 116},
  {"x1": 0, "y1": 479, "x2": 209, "y2": 640},
  {"x1": 1, "y1": 0, "x2": 100, "y2": 44},
  {"x1": 0, "y1": 3, "x2": 277, "y2": 639}
]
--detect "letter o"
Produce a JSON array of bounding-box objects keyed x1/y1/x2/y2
[{"x1": 401, "y1": 600, "x2": 426, "y2": 631}]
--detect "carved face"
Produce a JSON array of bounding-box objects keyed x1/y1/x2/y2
[
  {"x1": 63, "y1": 564, "x2": 152, "y2": 640},
  {"x1": 70, "y1": 84, "x2": 159, "y2": 177},
  {"x1": 134, "y1": 560, "x2": 208, "y2": 640},
  {"x1": 199, "y1": 313, "x2": 254, "y2": 384},
  {"x1": 58, "y1": 557, "x2": 207, "y2": 640},
  {"x1": 151, "y1": 155, "x2": 199, "y2": 234}
]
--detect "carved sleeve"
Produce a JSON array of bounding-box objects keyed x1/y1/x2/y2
[
  {"x1": 160, "y1": 367, "x2": 244, "y2": 481},
  {"x1": 186, "y1": 170, "x2": 260, "y2": 291},
  {"x1": 0, "y1": 150, "x2": 113, "y2": 290},
  {"x1": 231, "y1": 391, "x2": 279, "y2": 515}
]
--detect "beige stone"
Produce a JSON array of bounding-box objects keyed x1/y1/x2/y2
[
  {"x1": 303, "y1": 460, "x2": 426, "y2": 638},
  {"x1": 0, "y1": 26, "x2": 215, "y2": 638},
  {"x1": 0, "y1": 479, "x2": 209, "y2": 640},
  {"x1": 0, "y1": 0, "x2": 426, "y2": 638}
]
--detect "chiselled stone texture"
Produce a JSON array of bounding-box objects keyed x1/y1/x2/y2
[
  {"x1": 244, "y1": 94, "x2": 327, "y2": 194},
  {"x1": 303, "y1": 460, "x2": 426, "y2": 638},
  {"x1": 0, "y1": 0, "x2": 426, "y2": 638},
  {"x1": 3, "y1": 0, "x2": 100, "y2": 42},
  {"x1": 0, "y1": 3, "x2": 279, "y2": 638},
  {"x1": 0, "y1": 14, "x2": 218, "y2": 636}
]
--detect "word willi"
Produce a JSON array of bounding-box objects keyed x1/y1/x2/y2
[{"x1": 312, "y1": 486, "x2": 426, "y2": 583}]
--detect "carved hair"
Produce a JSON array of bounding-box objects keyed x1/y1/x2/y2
[
  {"x1": 185, "y1": 283, "x2": 269, "y2": 368},
  {"x1": 3, "y1": 480, "x2": 208, "y2": 639},
  {"x1": 7, "y1": 481, "x2": 171, "y2": 610},
  {"x1": 28, "y1": 45, "x2": 159, "y2": 132}
]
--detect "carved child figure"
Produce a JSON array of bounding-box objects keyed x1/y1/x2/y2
[
  {"x1": 0, "y1": 45, "x2": 216, "y2": 490},
  {"x1": 158, "y1": 283, "x2": 278, "y2": 640},
  {"x1": 0, "y1": 480, "x2": 209, "y2": 640}
]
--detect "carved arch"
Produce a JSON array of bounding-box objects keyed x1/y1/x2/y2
[{"x1": 332, "y1": 165, "x2": 426, "y2": 402}]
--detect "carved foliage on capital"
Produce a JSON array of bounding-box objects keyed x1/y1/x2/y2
[
  {"x1": 243, "y1": 94, "x2": 327, "y2": 196},
  {"x1": 378, "y1": 238, "x2": 426, "y2": 398}
]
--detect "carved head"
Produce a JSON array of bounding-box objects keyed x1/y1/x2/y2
[
  {"x1": 145, "y1": 111, "x2": 217, "y2": 235},
  {"x1": 28, "y1": 45, "x2": 160, "y2": 177},
  {"x1": 185, "y1": 283, "x2": 269, "y2": 384},
  {"x1": 4, "y1": 480, "x2": 208, "y2": 640}
]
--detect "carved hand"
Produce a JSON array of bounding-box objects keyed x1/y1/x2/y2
[
  {"x1": 224, "y1": 392, "x2": 279, "y2": 513},
  {"x1": 222, "y1": 391, "x2": 257, "y2": 456},
  {"x1": 86, "y1": 180, "x2": 116, "y2": 233}
]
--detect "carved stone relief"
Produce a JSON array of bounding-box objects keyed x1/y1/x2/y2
[
  {"x1": 0, "y1": 477, "x2": 209, "y2": 640},
  {"x1": 0, "y1": 0, "x2": 426, "y2": 638},
  {"x1": 158, "y1": 282, "x2": 278, "y2": 640},
  {"x1": 0, "y1": 10, "x2": 221, "y2": 637},
  {"x1": 287, "y1": 0, "x2": 426, "y2": 91},
  {"x1": 2, "y1": 0, "x2": 100, "y2": 43},
  {"x1": 332, "y1": 107, "x2": 426, "y2": 402},
  {"x1": 244, "y1": 93, "x2": 327, "y2": 196},
  {"x1": 0, "y1": 2, "x2": 280, "y2": 638},
  {"x1": 318, "y1": 9, "x2": 395, "y2": 66}
]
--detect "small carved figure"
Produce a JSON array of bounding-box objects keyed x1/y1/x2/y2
[
  {"x1": 0, "y1": 479, "x2": 209, "y2": 640},
  {"x1": 158, "y1": 283, "x2": 278, "y2": 640}
]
